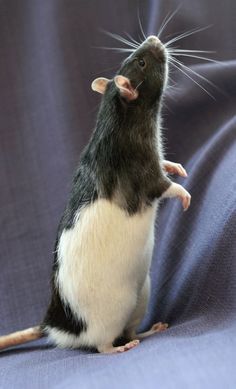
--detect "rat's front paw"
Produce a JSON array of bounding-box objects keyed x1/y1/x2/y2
[
  {"x1": 176, "y1": 184, "x2": 191, "y2": 211},
  {"x1": 162, "y1": 182, "x2": 191, "y2": 211},
  {"x1": 162, "y1": 160, "x2": 188, "y2": 178}
]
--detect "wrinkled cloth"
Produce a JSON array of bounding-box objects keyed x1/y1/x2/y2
[{"x1": 0, "y1": 0, "x2": 236, "y2": 388}]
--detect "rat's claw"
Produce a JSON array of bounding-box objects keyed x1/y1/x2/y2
[
  {"x1": 182, "y1": 192, "x2": 191, "y2": 211},
  {"x1": 177, "y1": 163, "x2": 188, "y2": 177}
]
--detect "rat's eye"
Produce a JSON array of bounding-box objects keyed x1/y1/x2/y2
[{"x1": 138, "y1": 58, "x2": 146, "y2": 68}]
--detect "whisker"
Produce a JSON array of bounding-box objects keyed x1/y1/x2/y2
[
  {"x1": 165, "y1": 84, "x2": 179, "y2": 95},
  {"x1": 124, "y1": 32, "x2": 141, "y2": 46},
  {"x1": 165, "y1": 25, "x2": 213, "y2": 47},
  {"x1": 137, "y1": 8, "x2": 147, "y2": 40},
  {"x1": 169, "y1": 58, "x2": 216, "y2": 100},
  {"x1": 135, "y1": 80, "x2": 144, "y2": 91},
  {"x1": 158, "y1": 3, "x2": 182, "y2": 38},
  {"x1": 119, "y1": 35, "x2": 139, "y2": 48},
  {"x1": 169, "y1": 49, "x2": 216, "y2": 54},
  {"x1": 138, "y1": 33, "x2": 143, "y2": 42},
  {"x1": 165, "y1": 29, "x2": 200, "y2": 46},
  {"x1": 157, "y1": 11, "x2": 172, "y2": 37},
  {"x1": 170, "y1": 56, "x2": 223, "y2": 94},
  {"x1": 94, "y1": 46, "x2": 135, "y2": 53},
  {"x1": 162, "y1": 100, "x2": 174, "y2": 113},
  {"x1": 110, "y1": 34, "x2": 139, "y2": 49},
  {"x1": 157, "y1": 5, "x2": 182, "y2": 39},
  {"x1": 170, "y1": 52, "x2": 223, "y2": 65},
  {"x1": 168, "y1": 75, "x2": 176, "y2": 84},
  {"x1": 101, "y1": 30, "x2": 139, "y2": 49},
  {"x1": 164, "y1": 29, "x2": 187, "y2": 41}
]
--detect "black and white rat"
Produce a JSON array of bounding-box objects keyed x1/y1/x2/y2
[{"x1": 0, "y1": 35, "x2": 190, "y2": 354}]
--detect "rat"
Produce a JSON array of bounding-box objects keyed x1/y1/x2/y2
[{"x1": 0, "y1": 35, "x2": 190, "y2": 354}]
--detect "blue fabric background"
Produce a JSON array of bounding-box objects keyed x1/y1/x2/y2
[{"x1": 0, "y1": 0, "x2": 236, "y2": 388}]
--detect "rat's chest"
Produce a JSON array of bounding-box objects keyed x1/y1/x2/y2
[{"x1": 57, "y1": 199, "x2": 158, "y2": 299}]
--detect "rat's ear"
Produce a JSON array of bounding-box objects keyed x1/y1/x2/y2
[
  {"x1": 91, "y1": 77, "x2": 111, "y2": 94},
  {"x1": 114, "y1": 75, "x2": 138, "y2": 101}
]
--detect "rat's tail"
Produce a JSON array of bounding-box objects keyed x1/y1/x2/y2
[{"x1": 0, "y1": 326, "x2": 44, "y2": 350}]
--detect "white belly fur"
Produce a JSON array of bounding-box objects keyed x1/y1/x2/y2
[{"x1": 51, "y1": 199, "x2": 158, "y2": 348}]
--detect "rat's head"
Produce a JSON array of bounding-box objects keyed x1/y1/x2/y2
[{"x1": 92, "y1": 36, "x2": 169, "y2": 108}]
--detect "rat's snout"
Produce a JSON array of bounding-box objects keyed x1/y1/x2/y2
[
  {"x1": 143, "y1": 35, "x2": 166, "y2": 62},
  {"x1": 146, "y1": 36, "x2": 161, "y2": 46},
  {"x1": 139, "y1": 35, "x2": 164, "y2": 52}
]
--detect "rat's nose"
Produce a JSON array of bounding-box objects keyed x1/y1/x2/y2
[{"x1": 146, "y1": 35, "x2": 161, "y2": 45}]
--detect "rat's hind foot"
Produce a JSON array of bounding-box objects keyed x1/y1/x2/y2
[
  {"x1": 135, "y1": 322, "x2": 168, "y2": 340},
  {"x1": 98, "y1": 339, "x2": 140, "y2": 354},
  {"x1": 117, "y1": 339, "x2": 140, "y2": 353},
  {"x1": 151, "y1": 322, "x2": 168, "y2": 332}
]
